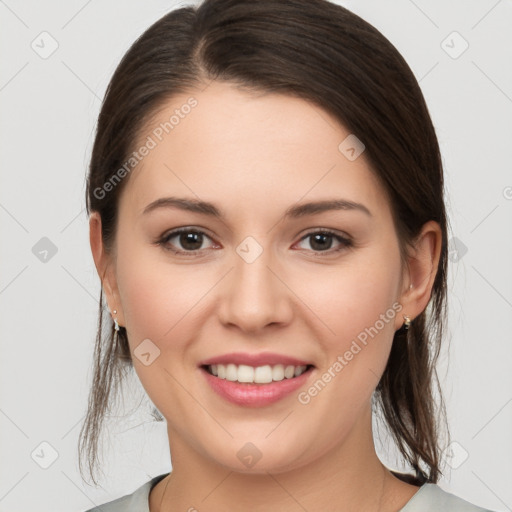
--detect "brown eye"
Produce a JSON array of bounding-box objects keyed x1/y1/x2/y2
[
  {"x1": 158, "y1": 228, "x2": 214, "y2": 254},
  {"x1": 295, "y1": 230, "x2": 353, "y2": 254}
]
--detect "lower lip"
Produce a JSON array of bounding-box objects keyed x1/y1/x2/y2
[{"x1": 201, "y1": 367, "x2": 314, "y2": 407}]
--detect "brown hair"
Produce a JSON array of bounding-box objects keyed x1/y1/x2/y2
[{"x1": 80, "y1": 0, "x2": 450, "y2": 486}]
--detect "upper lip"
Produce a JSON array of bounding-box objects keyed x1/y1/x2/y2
[{"x1": 199, "y1": 352, "x2": 314, "y2": 367}]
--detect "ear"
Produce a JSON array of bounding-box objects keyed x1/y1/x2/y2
[
  {"x1": 395, "y1": 220, "x2": 443, "y2": 331},
  {"x1": 89, "y1": 212, "x2": 125, "y2": 328}
]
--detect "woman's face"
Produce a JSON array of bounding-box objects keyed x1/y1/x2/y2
[{"x1": 92, "y1": 81, "x2": 423, "y2": 473}]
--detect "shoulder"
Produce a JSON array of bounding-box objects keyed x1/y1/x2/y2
[
  {"x1": 401, "y1": 483, "x2": 496, "y2": 512},
  {"x1": 82, "y1": 473, "x2": 169, "y2": 512}
]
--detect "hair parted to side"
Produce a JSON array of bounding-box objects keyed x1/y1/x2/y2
[{"x1": 80, "y1": 0, "x2": 450, "y2": 486}]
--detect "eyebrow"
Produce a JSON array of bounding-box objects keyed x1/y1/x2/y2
[{"x1": 141, "y1": 196, "x2": 372, "y2": 219}]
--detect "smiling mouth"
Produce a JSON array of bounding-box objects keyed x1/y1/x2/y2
[{"x1": 202, "y1": 363, "x2": 314, "y2": 384}]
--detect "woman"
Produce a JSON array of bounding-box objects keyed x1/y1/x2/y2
[{"x1": 80, "y1": 0, "x2": 495, "y2": 510}]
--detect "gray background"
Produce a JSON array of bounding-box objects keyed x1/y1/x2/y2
[{"x1": 1, "y1": 0, "x2": 511, "y2": 511}]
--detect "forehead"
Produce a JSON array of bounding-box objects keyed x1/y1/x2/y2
[{"x1": 119, "y1": 81, "x2": 390, "y2": 222}]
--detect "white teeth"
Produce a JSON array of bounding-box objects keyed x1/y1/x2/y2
[
  {"x1": 208, "y1": 363, "x2": 309, "y2": 383},
  {"x1": 272, "y1": 364, "x2": 285, "y2": 381},
  {"x1": 254, "y1": 365, "x2": 273, "y2": 383},
  {"x1": 237, "y1": 364, "x2": 254, "y2": 383},
  {"x1": 225, "y1": 363, "x2": 238, "y2": 381},
  {"x1": 284, "y1": 365, "x2": 295, "y2": 379}
]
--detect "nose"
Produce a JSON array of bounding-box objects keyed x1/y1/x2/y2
[{"x1": 217, "y1": 245, "x2": 294, "y2": 333}]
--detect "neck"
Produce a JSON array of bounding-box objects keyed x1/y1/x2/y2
[{"x1": 151, "y1": 407, "x2": 418, "y2": 512}]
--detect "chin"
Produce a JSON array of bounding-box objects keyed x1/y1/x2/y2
[{"x1": 203, "y1": 436, "x2": 311, "y2": 475}]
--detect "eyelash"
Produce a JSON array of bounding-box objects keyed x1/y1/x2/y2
[{"x1": 155, "y1": 227, "x2": 353, "y2": 257}]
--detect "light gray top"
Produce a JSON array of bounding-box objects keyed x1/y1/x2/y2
[{"x1": 83, "y1": 472, "x2": 495, "y2": 512}]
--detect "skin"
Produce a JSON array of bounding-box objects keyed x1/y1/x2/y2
[{"x1": 90, "y1": 81, "x2": 442, "y2": 511}]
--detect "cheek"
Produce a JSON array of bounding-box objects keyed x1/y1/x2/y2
[
  {"x1": 117, "y1": 246, "x2": 222, "y2": 380},
  {"x1": 304, "y1": 252, "x2": 400, "y2": 341},
  {"x1": 114, "y1": 249, "x2": 211, "y2": 415},
  {"x1": 115, "y1": 245, "x2": 218, "y2": 357},
  {"x1": 298, "y1": 244, "x2": 402, "y2": 394},
  {"x1": 290, "y1": 252, "x2": 401, "y2": 439}
]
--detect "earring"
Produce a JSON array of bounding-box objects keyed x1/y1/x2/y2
[
  {"x1": 112, "y1": 309, "x2": 119, "y2": 331},
  {"x1": 403, "y1": 315, "x2": 411, "y2": 330}
]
